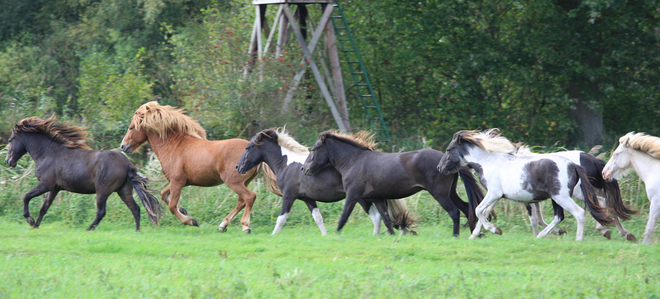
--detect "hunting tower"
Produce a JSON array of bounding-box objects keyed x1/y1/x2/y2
[{"x1": 248, "y1": 0, "x2": 390, "y2": 142}]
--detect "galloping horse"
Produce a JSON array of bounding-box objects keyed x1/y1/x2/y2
[
  {"x1": 511, "y1": 138, "x2": 637, "y2": 241},
  {"x1": 120, "y1": 101, "x2": 275, "y2": 232},
  {"x1": 236, "y1": 128, "x2": 413, "y2": 235},
  {"x1": 301, "y1": 130, "x2": 485, "y2": 236},
  {"x1": 5, "y1": 116, "x2": 161, "y2": 231},
  {"x1": 603, "y1": 132, "x2": 660, "y2": 244},
  {"x1": 438, "y1": 130, "x2": 613, "y2": 240}
]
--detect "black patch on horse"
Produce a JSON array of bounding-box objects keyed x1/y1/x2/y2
[{"x1": 521, "y1": 159, "x2": 561, "y2": 200}]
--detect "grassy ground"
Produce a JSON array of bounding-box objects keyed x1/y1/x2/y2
[{"x1": 1, "y1": 218, "x2": 658, "y2": 298}]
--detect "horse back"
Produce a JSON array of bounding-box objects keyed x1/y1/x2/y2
[{"x1": 43, "y1": 149, "x2": 131, "y2": 194}]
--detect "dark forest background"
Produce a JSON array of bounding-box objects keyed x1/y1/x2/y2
[{"x1": 1, "y1": 0, "x2": 659, "y2": 154}]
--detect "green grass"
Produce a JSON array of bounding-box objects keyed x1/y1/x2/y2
[{"x1": 1, "y1": 215, "x2": 659, "y2": 298}]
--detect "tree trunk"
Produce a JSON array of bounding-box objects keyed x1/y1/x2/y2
[{"x1": 568, "y1": 83, "x2": 603, "y2": 147}]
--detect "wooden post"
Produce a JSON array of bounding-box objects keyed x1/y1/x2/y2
[
  {"x1": 282, "y1": 4, "x2": 347, "y2": 132},
  {"x1": 324, "y1": 3, "x2": 350, "y2": 131}
]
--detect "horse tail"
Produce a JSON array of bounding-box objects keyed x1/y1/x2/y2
[
  {"x1": 458, "y1": 166, "x2": 488, "y2": 229},
  {"x1": 386, "y1": 199, "x2": 418, "y2": 235},
  {"x1": 258, "y1": 162, "x2": 282, "y2": 196},
  {"x1": 127, "y1": 165, "x2": 162, "y2": 226},
  {"x1": 592, "y1": 159, "x2": 638, "y2": 221},
  {"x1": 575, "y1": 166, "x2": 614, "y2": 226}
]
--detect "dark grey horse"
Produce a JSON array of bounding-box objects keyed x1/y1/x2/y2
[
  {"x1": 4, "y1": 116, "x2": 161, "y2": 231},
  {"x1": 301, "y1": 130, "x2": 484, "y2": 236},
  {"x1": 236, "y1": 129, "x2": 414, "y2": 235}
]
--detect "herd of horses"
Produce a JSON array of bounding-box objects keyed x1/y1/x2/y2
[{"x1": 5, "y1": 101, "x2": 660, "y2": 243}]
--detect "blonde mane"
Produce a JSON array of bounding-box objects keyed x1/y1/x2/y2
[
  {"x1": 320, "y1": 130, "x2": 379, "y2": 151},
  {"x1": 274, "y1": 128, "x2": 309, "y2": 155},
  {"x1": 453, "y1": 129, "x2": 517, "y2": 154},
  {"x1": 621, "y1": 132, "x2": 660, "y2": 159},
  {"x1": 13, "y1": 115, "x2": 91, "y2": 150},
  {"x1": 131, "y1": 101, "x2": 207, "y2": 140}
]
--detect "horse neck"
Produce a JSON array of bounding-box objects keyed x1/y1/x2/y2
[
  {"x1": 464, "y1": 145, "x2": 507, "y2": 167},
  {"x1": 627, "y1": 149, "x2": 660, "y2": 184},
  {"x1": 22, "y1": 133, "x2": 62, "y2": 163},
  {"x1": 146, "y1": 131, "x2": 192, "y2": 161},
  {"x1": 326, "y1": 138, "x2": 367, "y2": 174},
  {"x1": 260, "y1": 142, "x2": 295, "y2": 175}
]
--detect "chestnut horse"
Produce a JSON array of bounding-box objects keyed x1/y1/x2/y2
[{"x1": 120, "y1": 101, "x2": 275, "y2": 232}]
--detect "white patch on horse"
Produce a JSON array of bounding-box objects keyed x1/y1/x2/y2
[
  {"x1": 311, "y1": 208, "x2": 328, "y2": 235},
  {"x1": 272, "y1": 213, "x2": 289, "y2": 235},
  {"x1": 281, "y1": 146, "x2": 308, "y2": 166},
  {"x1": 368, "y1": 205, "x2": 382, "y2": 235}
]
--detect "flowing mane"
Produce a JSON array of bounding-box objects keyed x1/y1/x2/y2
[
  {"x1": 131, "y1": 101, "x2": 207, "y2": 140},
  {"x1": 452, "y1": 129, "x2": 517, "y2": 154},
  {"x1": 320, "y1": 130, "x2": 378, "y2": 151},
  {"x1": 273, "y1": 128, "x2": 309, "y2": 155},
  {"x1": 621, "y1": 132, "x2": 660, "y2": 159},
  {"x1": 13, "y1": 115, "x2": 91, "y2": 150}
]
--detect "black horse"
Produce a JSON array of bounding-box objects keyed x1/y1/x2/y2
[
  {"x1": 4, "y1": 116, "x2": 161, "y2": 231},
  {"x1": 301, "y1": 130, "x2": 484, "y2": 236},
  {"x1": 236, "y1": 128, "x2": 414, "y2": 235}
]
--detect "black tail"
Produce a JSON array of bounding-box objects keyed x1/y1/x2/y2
[
  {"x1": 127, "y1": 165, "x2": 162, "y2": 226},
  {"x1": 576, "y1": 166, "x2": 614, "y2": 226},
  {"x1": 592, "y1": 159, "x2": 638, "y2": 221},
  {"x1": 458, "y1": 166, "x2": 486, "y2": 230}
]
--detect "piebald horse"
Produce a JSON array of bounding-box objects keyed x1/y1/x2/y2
[
  {"x1": 438, "y1": 130, "x2": 614, "y2": 240},
  {"x1": 603, "y1": 132, "x2": 660, "y2": 244},
  {"x1": 5, "y1": 116, "x2": 161, "y2": 231},
  {"x1": 120, "y1": 101, "x2": 276, "y2": 232},
  {"x1": 301, "y1": 131, "x2": 485, "y2": 236},
  {"x1": 236, "y1": 128, "x2": 413, "y2": 235}
]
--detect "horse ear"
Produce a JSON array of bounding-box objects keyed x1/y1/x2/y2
[{"x1": 320, "y1": 134, "x2": 326, "y2": 142}]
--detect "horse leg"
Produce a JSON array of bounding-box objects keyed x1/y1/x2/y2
[
  {"x1": 590, "y1": 195, "x2": 613, "y2": 239},
  {"x1": 87, "y1": 190, "x2": 113, "y2": 231},
  {"x1": 470, "y1": 192, "x2": 502, "y2": 239},
  {"x1": 433, "y1": 194, "x2": 462, "y2": 237},
  {"x1": 218, "y1": 198, "x2": 246, "y2": 232},
  {"x1": 546, "y1": 195, "x2": 585, "y2": 240},
  {"x1": 272, "y1": 194, "x2": 296, "y2": 235},
  {"x1": 22, "y1": 182, "x2": 52, "y2": 227},
  {"x1": 304, "y1": 200, "x2": 328, "y2": 236},
  {"x1": 374, "y1": 200, "x2": 395, "y2": 235},
  {"x1": 161, "y1": 185, "x2": 187, "y2": 215},
  {"x1": 337, "y1": 196, "x2": 359, "y2": 232},
  {"x1": 34, "y1": 189, "x2": 60, "y2": 228},
  {"x1": 224, "y1": 180, "x2": 257, "y2": 233},
  {"x1": 643, "y1": 195, "x2": 660, "y2": 244},
  {"x1": 118, "y1": 184, "x2": 142, "y2": 232},
  {"x1": 537, "y1": 200, "x2": 566, "y2": 239},
  {"x1": 527, "y1": 203, "x2": 540, "y2": 237},
  {"x1": 167, "y1": 183, "x2": 199, "y2": 227},
  {"x1": 358, "y1": 200, "x2": 381, "y2": 235}
]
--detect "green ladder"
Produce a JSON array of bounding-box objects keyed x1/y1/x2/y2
[{"x1": 330, "y1": 2, "x2": 390, "y2": 143}]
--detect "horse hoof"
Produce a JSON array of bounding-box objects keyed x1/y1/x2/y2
[
  {"x1": 627, "y1": 234, "x2": 637, "y2": 242},
  {"x1": 558, "y1": 229, "x2": 567, "y2": 235},
  {"x1": 26, "y1": 217, "x2": 35, "y2": 226},
  {"x1": 243, "y1": 228, "x2": 251, "y2": 234},
  {"x1": 190, "y1": 219, "x2": 199, "y2": 227},
  {"x1": 409, "y1": 230, "x2": 418, "y2": 236},
  {"x1": 179, "y1": 207, "x2": 188, "y2": 215},
  {"x1": 603, "y1": 231, "x2": 612, "y2": 240},
  {"x1": 495, "y1": 228, "x2": 502, "y2": 235},
  {"x1": 218, "y1": 226, "x2": 227, "y2": 233}
]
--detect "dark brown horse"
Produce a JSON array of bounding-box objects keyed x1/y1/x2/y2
[
  {"x1": 236, "y1": 128, "x2": 415, "y2": 235},
  {"x1": 4, "y1": 116, "x2": 161, "y2": 231},
  {"x1": 301, "y1": 130, "x2": 484, "y2": 236},
  {"x1": 120, "y1": 101, "x2": 276, "y2": 232}
]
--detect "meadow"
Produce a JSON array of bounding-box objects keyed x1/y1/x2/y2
[{"x1": 1, "y1": 151, "x2": 659, "y2": 298}]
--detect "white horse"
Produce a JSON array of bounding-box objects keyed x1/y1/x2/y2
[
  {"x1": 515, "y1": 146, "x2": 637, "y2": 241},
  {"x1": 437, "y1": 130, "x2": 614, "y2": 240},
  {"x1": 603, "y1": 132, "x2": 660, "y2": 244}
]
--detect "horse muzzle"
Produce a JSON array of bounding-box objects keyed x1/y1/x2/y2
[
  {"x1": 5, "y1": 156, "x2": 16, "y2": 168},
  {"x1": 235, "y1": 163, "x2": 247, "y2": 175},
  {"x1": 120, "y1": 144, "x2": 132, "y2": 153}
]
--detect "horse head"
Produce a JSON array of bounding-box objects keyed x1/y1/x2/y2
[
  {"x1": 120, "y1": 113, "x2": 148, "y2": 154},
  {"x1": 236, "y1": 130, "x2": 275, "y2": 174},
  {"x1": 301, "y1": 134, "x2": 331, "y2": 176},
  {"x1": 603, "y1": 133, "x2": 634, "y2": 181},
  {"x1": 437, "y1": 139, "x2": 466, "y2": 175},
  {"x1": 4, "y1": 131, "x2": 27, "y2": 168}
]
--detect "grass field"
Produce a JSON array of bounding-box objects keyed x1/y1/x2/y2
[
  {"x1": 1, "y1": 213, "x2": 659, "y2": 298},
  {"x1": 2, "y1": 154, "x2": 660, "y2": 298}
]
